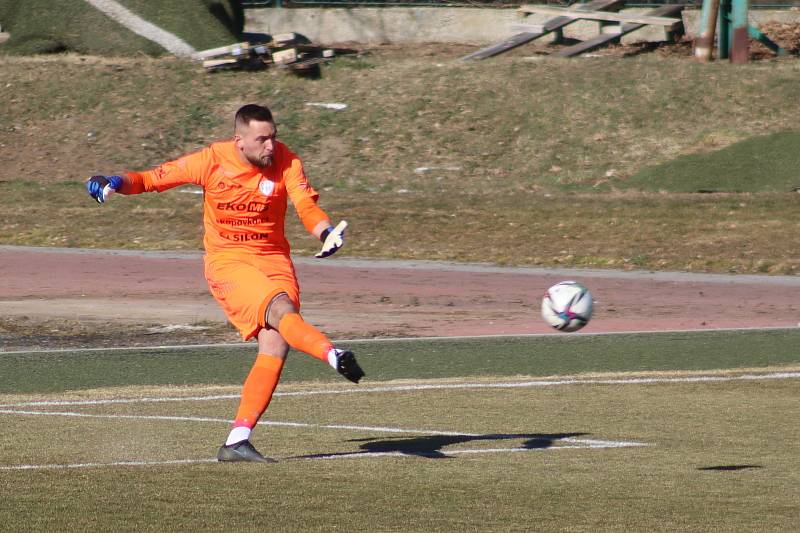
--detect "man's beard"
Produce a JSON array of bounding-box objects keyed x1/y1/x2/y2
[{"x1": 245, "y1": 152, "x2": 272, "y2": 168}]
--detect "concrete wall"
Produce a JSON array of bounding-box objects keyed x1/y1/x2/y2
[{"x1": 245, "y1": 7, "x2": 800, "y2": 46}]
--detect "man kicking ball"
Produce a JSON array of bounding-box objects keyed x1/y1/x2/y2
[{"x1": 86, "y1": 103, "x2": 364, "y2": 463}]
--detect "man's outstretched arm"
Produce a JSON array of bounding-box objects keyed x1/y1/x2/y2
[{"x1": 85, "y1": 149, "x2": 211, "y2": 204}]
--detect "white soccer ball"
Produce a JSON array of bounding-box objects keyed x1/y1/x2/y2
[{"x1": 541, "y1": 281, "x2": 593, "y2": 332}]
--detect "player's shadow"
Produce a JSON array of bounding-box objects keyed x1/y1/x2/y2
[
  {"x1": 697, "y1": 465, "x2": 763, "y2": 471},
  {"x1": 293, "y1": 432, "x2": 589, "y2": 460}
]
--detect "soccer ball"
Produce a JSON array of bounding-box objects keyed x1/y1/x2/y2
[{"x1": 541, "y1": 281, "x2": 593, "y2": 332}]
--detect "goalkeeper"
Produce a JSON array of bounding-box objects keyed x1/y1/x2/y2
[{"x1": 85, "y1": 104, "x2": 364, "y2": 463}]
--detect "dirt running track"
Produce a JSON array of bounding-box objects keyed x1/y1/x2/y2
[{"x1": 1, "y1": 245, "x2": 799, "y2": 348}]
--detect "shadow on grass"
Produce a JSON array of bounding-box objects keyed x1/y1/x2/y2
[
  {"x1": 292, "y1": 432, "x2": 589, "y2": 460},
  {"x1": 697, "y1": 465, "x2": 764, "y2": 471}
]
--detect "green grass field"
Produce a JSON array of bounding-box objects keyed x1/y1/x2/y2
[
  {"x1": 1, "y1": 330, "x2": 799, "y2": 531},
  {"x1": 2, "y1": 6, "x2": 800, "y2": 530}
]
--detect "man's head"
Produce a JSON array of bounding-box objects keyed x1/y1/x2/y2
[{"x1": 234, "y1": 104, "x2": 277, "y2": 168}]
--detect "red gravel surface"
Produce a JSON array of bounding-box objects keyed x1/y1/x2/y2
[{"x1": 2, "y1": 246, "x2": 798, "y2": 345}]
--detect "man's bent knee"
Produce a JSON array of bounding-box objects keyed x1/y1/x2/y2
[
  {"x1": 257, "y1": 327, "x2": 289, "y2": 359},
  {"x1": 265, "y1": 292, "x2": 298, "y2": 330}
]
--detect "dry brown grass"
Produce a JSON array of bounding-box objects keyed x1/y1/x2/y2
[{"x1": 2, "y1": 50, "x2": 799, "y2": 275}]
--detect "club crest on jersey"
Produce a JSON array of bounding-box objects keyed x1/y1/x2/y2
[{"x1": 258, "y1": 178, "x2": 275, "y2": 197}]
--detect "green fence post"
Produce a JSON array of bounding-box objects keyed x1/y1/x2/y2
[{"x1": 717, "y1": 0, "x2": 731, "y2": 59}]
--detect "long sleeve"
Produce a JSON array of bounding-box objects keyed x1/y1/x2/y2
[
  {"x1": 119, "y1": 147, "x2": 213, "y2": 195},
  {"x1": 283, "y1": 152, "x2": 329, "y2": 234}
]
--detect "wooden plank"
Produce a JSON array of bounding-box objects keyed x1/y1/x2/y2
[
  {"x1": 552, "y1": 4, "x2": 684, "y2": 58},
  {"x1": 518, "y1": 5, "x2": 682, "y2": 28},
  {"x1": 510, "y1": 23, "x2": 546, "y2": 34},
  {"x1": 271, "y1": 48, "x2": 297, "y2": 65},
  {"x1": 272, "y1": 32, "x2": 297, "y2": 45},
  {"x1": 460, "y1": 0, "x2": 624, "y2": 60},
  {"x1": 194, "y1": 42, "x2": 250, "y2": 60},
  {"x1": 202, "y1": 58, "x2": 241, "y2": 72}
]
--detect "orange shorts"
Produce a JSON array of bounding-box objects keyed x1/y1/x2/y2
[{"x1": 204, "y1": 253, "x2": 300, "y2": 340}]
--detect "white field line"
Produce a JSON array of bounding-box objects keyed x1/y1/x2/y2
[
  {"x1": 0, "y1": 408, "x2": 645, "y2": 448},
  {"x1": 0, "y1": 458, "x2": 218, "y2": 471},
  {"x1": 0, "y1": 440, "x2": 646, "y2": 471},
  {"x1": 0, "y1": 410, "x2": 647, "y2": 471},
  {"x1": 0, "y1": 394, "x2": 240, "y2": 408},
  {"x1": 0, "y1": 409, "x2": 229, "y2": 424},
  {"x1": 2, "y1": 371, "x2": 798, "y2": 409},
  {"x1": 309, "y1": 443, "x2": 648, "y2": 461},
  {"x1": 2, "y1": 326, "x2": 798, "y2": 356},
  {"x1": 82, "y1": 0, "x2": 196, "y2": 57}
]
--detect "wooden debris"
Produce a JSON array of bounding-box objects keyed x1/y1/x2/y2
[
  {"x1": 194, "y1": 42, "x2": 251, "y2": 60},
  {"x1": 271, "y1": 48, "x2": 297, "y2": 65},
  {"x1": 195, "y1": 35, "x2": 357, "y2": 75},
  {"x1": 272, "y1": 32, "x2": 298, "y2": 45},
  {"x1": 202, "y1": 58, "x2": 239, "y2": 70}
]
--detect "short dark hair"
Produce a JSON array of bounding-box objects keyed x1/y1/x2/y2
[{"x1": 234, "y1": 104, "x2": 274, "y2": 131}]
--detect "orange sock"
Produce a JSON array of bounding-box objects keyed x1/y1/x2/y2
[
  {"x1": 233, "y1": 353, "x2": 285, "y2": 429},
  {"x1": 277, "y1": 312, "x2": 332, "y2": 362}
]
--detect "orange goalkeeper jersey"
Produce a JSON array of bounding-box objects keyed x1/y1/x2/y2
[{"x1": 122, "y1": 140, "x2": 329, "y2": 256}]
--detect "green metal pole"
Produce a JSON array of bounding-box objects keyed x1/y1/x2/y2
[
  {"x1": 748, "y1": 25, "x2": 786, "y2": 56},
  {"x1": 717, "y1": 0, "x2": 731, "y2": 60}
]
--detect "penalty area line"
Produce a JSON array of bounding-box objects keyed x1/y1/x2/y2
[
  {"x1": 0, "y1": 442, "x2": 647, "y2": 471},
  {"x1": 0, "y1": 458, "x2": 218, "y2": 471},
  {"x1": 0, "y1": 409, "x2": 645, "y2": 447},
  {"x1": 303, "y1": 442, "x2": 648, "y2": 461},
  {"x1": 1, "y1": 371, "x2": 799, "y2": 409}
]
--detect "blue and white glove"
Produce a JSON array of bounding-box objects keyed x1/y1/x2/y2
[
  {"x1": 316, "y1": 220, "x2": 347, "y2": 258},
  {"x1": 86, "y1": 175, "x2": 123, "y2": 204}
]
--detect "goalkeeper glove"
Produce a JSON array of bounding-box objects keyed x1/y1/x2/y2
[
  {"x1": 316, "y1": 220, "x2": 347, "y2": 258},
  {"x1": 86, "y1": 175, "x2": 123, "y2": 204}
]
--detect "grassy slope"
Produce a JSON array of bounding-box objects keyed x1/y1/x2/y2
[
  {"x1": 0, "y1": 0, "x2": 239, "y2": 55},
  {"x1": 0, "y1": 0, "x2": 163, "y2": 56},
  {"x1": 1, "y1": 53, "x2": 799, "y2": 273},
  {"x1": 626, "y1": 130, "x2": 800, "y2": 192}
]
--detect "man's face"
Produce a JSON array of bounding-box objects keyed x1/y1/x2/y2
[{"x1": 235, "y1": 120, "x2": 277, "y2": 168}]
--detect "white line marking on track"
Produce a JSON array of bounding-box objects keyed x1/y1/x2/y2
[
  {"x1": 6, "y1": 245, "x2": 800, "y2": 286},
  {"x1": 2, "y1": 371, "x2": 797, "y2": 409},
  {"x1": 2, "y1": 326, "x2": 798, "y2": 355}
]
